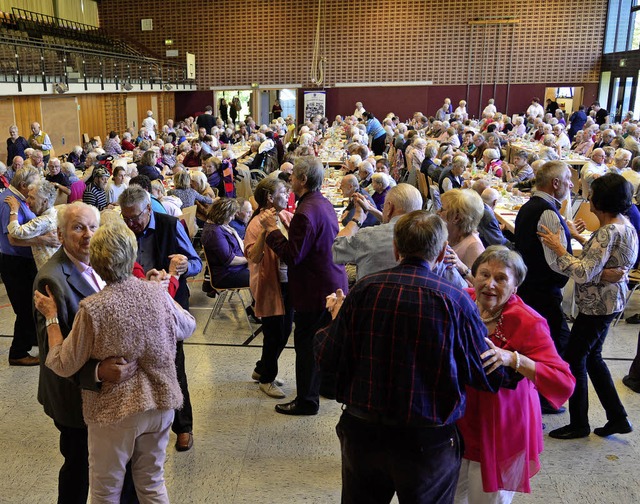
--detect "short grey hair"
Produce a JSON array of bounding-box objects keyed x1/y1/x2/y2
[
  {"x1": 394, "y1": 211, "x2": 448, "y2": 262},
  {"x1": 57, "y1": 201, "x2": 100, "y2": 233},
  {"x1": 28, "y1": 179, "x2": 57, "y2": 208},
  {"x1": 293, "y1": 156, "x2": 324, "y2": 192},
  {"x1": 371, "y1": 172, "x2": 391, "y2": 189},
  {"x1": 452, "y1": 155, "x2": 468, "y2": 169},
  {"x1": 472, "y1": 245, "x2": 528, "y2": 287},
  {"x1": 119, "y1": 185, "x2": 151, "y2": 208},
  {"x1": 10, "y1": 166, "x2": 40, "y2": 190},
  {"x1": 387, "y1": 183, "x2": 422, "y2": 213},
  {"x1": 535, "y1": 161, "x2": 569, "y2": 188},
  {"x1": 89, "y1": 220, "x2": 137, "y2": 283},
  {"x1": 483, "y1": 148, "x2": 500, "y2": 160}
]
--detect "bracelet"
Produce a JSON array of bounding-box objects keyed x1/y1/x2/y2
[
  {"x1": 9, "y1": 211, "x2": 18, "y2": 216},
  {"x1": 514, "y1": 350, "x2": 521, "y2": 373},
  {"x1": 45, "y1": 316, "x2": 59, "y2": 328}
]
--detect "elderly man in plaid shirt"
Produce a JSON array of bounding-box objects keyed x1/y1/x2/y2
[{"x1": 317, "y1": 210, "x2": 507, "y2": 504}]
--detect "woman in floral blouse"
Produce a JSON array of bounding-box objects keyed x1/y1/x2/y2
[{"x1": 539, "y1": 173, "x2": 638, "y2": 440}]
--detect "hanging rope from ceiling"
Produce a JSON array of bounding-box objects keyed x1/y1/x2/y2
[{"x1": 310, "y1": 0, "x2": 325, "y2": 86}]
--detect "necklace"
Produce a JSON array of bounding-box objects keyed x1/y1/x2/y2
[{"x1": 475, "y1": 299, "x2": 503, "y2": 324}]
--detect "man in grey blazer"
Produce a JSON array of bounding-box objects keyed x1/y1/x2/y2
[{"x1": 33, "y1": 202, "x2": 137, "y2": 504}]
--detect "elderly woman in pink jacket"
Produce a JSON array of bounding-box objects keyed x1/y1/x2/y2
[{"x1": 34, "y1": 220, "x2": 196, "y2": 503}]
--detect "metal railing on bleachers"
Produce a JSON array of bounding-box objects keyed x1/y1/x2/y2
[{"x1": 0, "y1": 8, "x2": 192, "y2": 92}]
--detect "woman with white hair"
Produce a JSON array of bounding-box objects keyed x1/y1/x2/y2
[
  {"x1": 482, "y1": 148, "x2": 504, "y2": 177},
  {"x1": 5, "y1": 179, "x2": 59, "y2": 269},
  {"x1": 454, "y1": 100, "x2": 468, "y2": 121},
  {"x1": 370, "y1": 172, "x2": 391, "y2": 211},
  {"x1": 358, "y1": 161, "x2": 375, "y2": 189},
  {"x1": 67, "y1": 145, "x2": 86, "y2": 168}
]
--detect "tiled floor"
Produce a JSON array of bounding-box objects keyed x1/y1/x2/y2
[{"x1": 1, "y1": 278, "x2": 640, "y2": 503}]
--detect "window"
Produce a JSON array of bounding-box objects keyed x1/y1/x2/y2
[
  {"x1": 599, "y1": 71, "x2": 612, "y2": 110},
  {"x1": 604, "y1": 0, "x2": 636, "y2": 53}
]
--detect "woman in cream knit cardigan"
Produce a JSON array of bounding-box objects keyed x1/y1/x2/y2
[{"x1": 34, "y1": 220, "x2": 196, "y2": 503}]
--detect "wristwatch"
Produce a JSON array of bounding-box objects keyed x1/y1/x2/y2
[
  {"x1": 45, "y1": 317, "x2": 59, "y2": 328},
  {"x1": 9, "y1": 211, "x2": 18, "y2": 216},
  {"x1": 351, "y1": 218, "x2": 363, "y2": 228}
]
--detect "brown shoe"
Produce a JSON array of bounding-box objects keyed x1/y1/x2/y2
[
  {"x1": 175, "y1": 432, "x2": 193, "y2": 452},
  {"x1": 8, "y1": 355, "x2": 39, "y2": 366}
]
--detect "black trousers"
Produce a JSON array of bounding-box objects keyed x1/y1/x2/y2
[
  {"x1": 293, "y1": 310, "x2": 330, "y2": 410},
  {"x1": 255, "y1": 283, "x2": 293, "y2": 383},
  {"x1": 629, "y1": 330, "x2": 640, "y2": 380},
  {"x1": 172, "y1": 340, "x2": 193, "y2": 434},
  {"x1": 0, "y1": 253, "x2": 37, "y2": 359},
  {"x1": 518, "y1": 285, "x2": 570, "y2": 358},
  {"x1": 336, "y1": 412, "x2": 462, "y2": 504},
  {"x1": 567, "y1": 312, "x2": 627, "y2": 429},
  {"x1": 55, "y1": 421, "x2": 89, "y2": 504},
  {"x1": 371, "y1": 134, "x2": 386, "y2": 156}
]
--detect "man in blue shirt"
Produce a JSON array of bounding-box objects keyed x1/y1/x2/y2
[{"x1": 119, "y1": 186, "x2": 201, "y2": 452}]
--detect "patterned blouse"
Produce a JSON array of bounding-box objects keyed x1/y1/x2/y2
[{"x1": 556, "y1": 222, "x2": 638, "y2": 315}]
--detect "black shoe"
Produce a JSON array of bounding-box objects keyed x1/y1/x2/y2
[
  {"x1": 548, "y1": 424, "x2": 590, "y2": 439},
  {"x1": 246, "y1": 306, "x2": 261, "y2": 324},
  {"x1": 625, "y1": 313, "x2": 640, "y2": 324},
  {"x1": 275, "y1": 400, "x2": 318, "y2": 416},
  {"x1": 593, "y1": 419, "x2": 633, "y2": 437},
  {"x1": 206, "y1": 290, "x2": 218, "y2": 299},
  {"x1": 541, "y1": 405, "x2": 566, "y2": 415},
  {"x1": 622, "y1": 375, "x2": 640, "y2": 393}
]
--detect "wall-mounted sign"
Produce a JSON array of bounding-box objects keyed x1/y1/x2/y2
[{"x1": 141, "y1": 19, "x2": 153, "y2": 31}]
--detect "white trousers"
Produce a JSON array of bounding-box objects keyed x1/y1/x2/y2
[
  {"x1": 455, "y1": 459, "x2": 515, "y2": 504},
  {"x1": 88, "y1": 409, "x2": 174, "y2": 504}
]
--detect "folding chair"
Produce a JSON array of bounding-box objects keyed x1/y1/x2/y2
[{"x1": 202, "y1": 255, "x2": 261, "y2": 345}]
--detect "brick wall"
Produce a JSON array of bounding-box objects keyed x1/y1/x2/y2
[{"x1": 98, "y1": 0, "x2": 607, "y2": 89}]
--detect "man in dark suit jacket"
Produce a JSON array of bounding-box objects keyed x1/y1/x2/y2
[
  {"x1": 119, "y1": 186, "x2": 202, "y2": 451},
  {"x1": 34, "y1": 202, "x2": 137, "y2": 503}
]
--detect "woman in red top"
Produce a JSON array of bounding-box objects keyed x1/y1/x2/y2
[{"x1": 456, "y1": 246, "x2": 575, "y2": 504}]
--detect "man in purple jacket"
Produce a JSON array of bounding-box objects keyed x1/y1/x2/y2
[{"x1": 261, "y1": 156, "x2": 348, "y2": 415}]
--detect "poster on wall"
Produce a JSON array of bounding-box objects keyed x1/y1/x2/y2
[{"x1": 304, "y1": 91, "x2": 326, "y2": 121}]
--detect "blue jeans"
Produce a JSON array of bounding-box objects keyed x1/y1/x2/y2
[
  {"x1": 567, "y1": 312, "x2": 627, "y2": 428},
  {"x1": 336, "y1": 412, "x2": 462, "y2": 504}
]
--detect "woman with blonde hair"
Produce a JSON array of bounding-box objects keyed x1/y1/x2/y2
[{"x1": 440, "y1": 188, "x2": 485, "y2": 270}]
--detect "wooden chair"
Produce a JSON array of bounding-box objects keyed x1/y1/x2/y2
[
  {"x1": 181, "y1": 205, "x2": 198, "y2": 240},
  {"x1": 416, "y1": 171, "x2": 430, "y2": 208},
  {"x1": 202, "y1": 255, "x2": 261, "y2": 345},
  {"x1": 573, "y1": 201, "x2": 599, "y2": 232}
]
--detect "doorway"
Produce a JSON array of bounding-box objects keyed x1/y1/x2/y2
[
  {"x1": 216, "y1": 90, "x2": 253, "y2": 125},
  {"x1": 257, "y1": 88, "x2": 297, "y2": 125},
  {"x1": 544, "y1": 87, "x2": 584, "y2": 117}
]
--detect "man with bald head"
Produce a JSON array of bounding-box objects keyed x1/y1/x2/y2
[
  {"x1": 339, "y1": 174, "x2": 377, "y2": 228},
  {"x1": 581, "y1": 148, "x2": 608, "y2": 196},
  {"x1": 28, "y1": 122, "x2": 52, "y2": 166},
  {"x1": 333, "y1": 183, "x2": 466, "y2": 286}
]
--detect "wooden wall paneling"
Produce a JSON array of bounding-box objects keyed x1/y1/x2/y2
[
  {"x1": 136, "y1": 93, "x2": 152, "y2": 132},
  {"x1": 40, "y1": 96, "x2": 80, "y2": 158},
  {"x1": 77, "y1": 94, "x2": 106, "y2": 144},
  {"x1": 0, "y1": 97, "x2": 15, "y2": 164},
  {"x1": 13, "y1": 96, "x2": 42, "y2": 142},
  {"x1": 104, "y1": 94, "x2": 127, "y2": 136}
]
